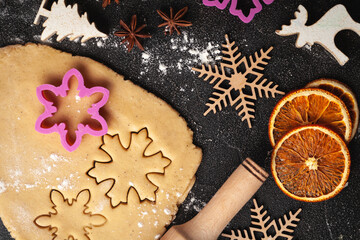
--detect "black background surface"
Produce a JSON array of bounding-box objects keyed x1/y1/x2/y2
[{"x1": 0, "y1": 0, "x2": 360, "y2": 239}]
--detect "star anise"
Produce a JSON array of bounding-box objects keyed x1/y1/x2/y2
[
  {"x1": 114, "y1": 15, "x2": 151, "y2": 52},
  {"x1": 157, "y1": 7, "x2": 192, "y2": 35},
  {"x1": 102, "y1": 0, "x2": 119, "y2": 8}
]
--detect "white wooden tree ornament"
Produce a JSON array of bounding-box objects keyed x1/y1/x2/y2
[
  {"x1": 34, "y1": 0, "x2": 107, "y2": 43},
  {"x1": 276, "y1": 4, "x2": 360, "y2": 66}
]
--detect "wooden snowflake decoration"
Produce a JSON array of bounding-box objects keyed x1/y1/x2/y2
[
  {"x1": 222, "y1": 199, "x2": 302, "y2": 240},
  {"x1": 192, "y1": 35, "x2": 284, "y2": 128}
]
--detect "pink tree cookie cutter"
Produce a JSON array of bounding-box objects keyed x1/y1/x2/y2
[
  {"x1": 35, "y1": 68, "x2": 109, "y2": 152},
  {"x1": 202, "y1": 0, "x2": 274, "y2": 23}
]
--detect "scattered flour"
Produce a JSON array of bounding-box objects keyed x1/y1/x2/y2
[
  {"x1": 92, "y1": 34, "x2": 124, "y2": 49},
  {"x1": 140, "y1": 52, "x2": 151, "y2": 76},
  {"x1": 154, "y1": 234, "x2": 161, "y2": 239},
  {"x1": 159, "y1": 62, "x2": 168, "y2": 75},
  {"x1": 177, "y1": 62, "x2": 183, "y2": 70},
  {"x1": 182, "y1": 192, "x2": 207, "y2": 213},
  {"x1": 33, "y1": 34, "x2": 52, "y2": 43},
  {"x1": 94, "y1": 198, "x2": 109, "y2": 212},
  {"x1": 0, "y1": 181, "x2": 6, "y2": 193},
  {"x1": 57, "y1": 179, "x2": 70, "y2": 191},
  {"x1": 97, "y1": 39, "x2": 104, "y2": 47},
  {"x1": 15, "y1": 205, "x2": 33, "y2": 228},
  {"x1": 25, "y1": 184, "x2": 36, "y2": 189},
  {"x1": 188, "y1": 42, "x2": 221, "y2": 63},
  {"x1": 10, "y1": 169, "x2": 22, "y2": 177},
  {"x1": 4, "y1": 179, "x2": 43, "y2": 192},
  {"x1": 31, "y1": 30, "x2": 220, "y2": 79},
  {"x1": 164, "y1": 208, "x2": 171, "y2": 215},
  {"x1": 138, "y1": 222, "x2": 144, "y2": 228},
  {"x1": 50, "y1": 153, "x2": 69, "y2": 162},
  {"x1": 56, "y1": 174, "x2": 78, "y2": 191},
  {"x1": 142, "y1": 52, "x2": 151, "y2": 61},
  {"x1": 139, "y1": 31, "x2": 220, "y2": 76},
  {"x1": 304, "y1": 44, "x2": 312, "y2": 51}
]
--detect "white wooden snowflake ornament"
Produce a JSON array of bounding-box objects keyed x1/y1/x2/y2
[
  {"x1": 222, "y1": 199, "x2": 302, "y2": 240},
  {"x1": 192, "y1": 35, "x2": 284, "y2": 128},
  {"x1": 34, "y1": 0, "x2": 107, "y2": 43},
  {"x1": 276, "y1": 4, "x2": 360, "y2": 66}
]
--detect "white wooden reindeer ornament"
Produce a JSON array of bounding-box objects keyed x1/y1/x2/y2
[
  {"x1": 34, "y1": 0, "x2": 107, "y2": 43},
  {"x1": 276, "y1": 4, "x2": 360, "y2": 66}
]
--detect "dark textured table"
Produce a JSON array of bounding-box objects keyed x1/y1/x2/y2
[{"x1": 1, "y1": 0, "x2": 359, "y2": 239}]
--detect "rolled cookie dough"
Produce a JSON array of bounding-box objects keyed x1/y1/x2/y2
[{"x1": 0, "y1": 44, "x2": 202, "y2": 240}]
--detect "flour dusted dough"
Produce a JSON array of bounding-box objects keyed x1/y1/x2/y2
[{"x1": 0, "y1": 44, "x2": 202, "y2": 240}]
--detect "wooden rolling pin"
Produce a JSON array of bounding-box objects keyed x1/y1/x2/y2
[{"x1": 161, "y1": 158, "x2": 268, "y2": 240}]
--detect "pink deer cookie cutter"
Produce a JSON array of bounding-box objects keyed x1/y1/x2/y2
[
  {"x1": 35, "y1": 68, "x2": 109, "y2": 152},
  {"x1": 202, "y1": 0, "x2": 274, "y2": 23}
]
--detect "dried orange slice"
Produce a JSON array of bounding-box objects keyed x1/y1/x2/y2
[
  {"x1": 271, "y1": 125, "x2": 350, "y2": 202},
  {"x1": 305, "y1": 78, "x2": 359, "y2": 140},
  {"x1": 268, "y1": 88, "x2": 352, "y2": 147}
]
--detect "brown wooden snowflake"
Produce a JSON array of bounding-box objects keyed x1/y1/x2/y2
[
  {"x1": 114, "y1": 15, "x2": 151, "y2": 52},
  {"x1": 157, "y1": 7, "x2": 192, "y2": 35},
  {"x1": 192, "y1": 34, "x2": 284, "y2": 128},
  {"x1": 222, "y1": 199, "x2": 302, "y2": 240},
  {"x1": 102, "y1": 0, "x2": 119, "y2": 8}
]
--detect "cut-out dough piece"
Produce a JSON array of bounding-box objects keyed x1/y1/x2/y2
[
  {"x1": 88, "y1": 129, "x2": 171, "y2": 207},
  {"x1": 34, "y1": 189, "x2": 107, "y2": 240},
  {"x1": 0, "y1": 44, "x2": 202, "y2": 240},
  {"x1": 276, "y1": 4, "x2": 360, "y2": 66}
]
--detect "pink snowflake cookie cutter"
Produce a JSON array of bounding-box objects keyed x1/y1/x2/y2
[
  {"x1": 35, "y1": 68, "x2": 109, "y2": 152},
  {"x1": 202, "y1": 0, "x2": 274, "y2": 23}
]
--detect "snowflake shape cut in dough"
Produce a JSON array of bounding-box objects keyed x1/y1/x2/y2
[
  {"x1": 87, "y1": 128, "x2": 171, "y2": 207},
  {"x1": 35, "y1": 68, "x2": 109, "y2": 152},
  {"x1": 34, "y1": 189, "x2": 107, "y2": 240}
]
